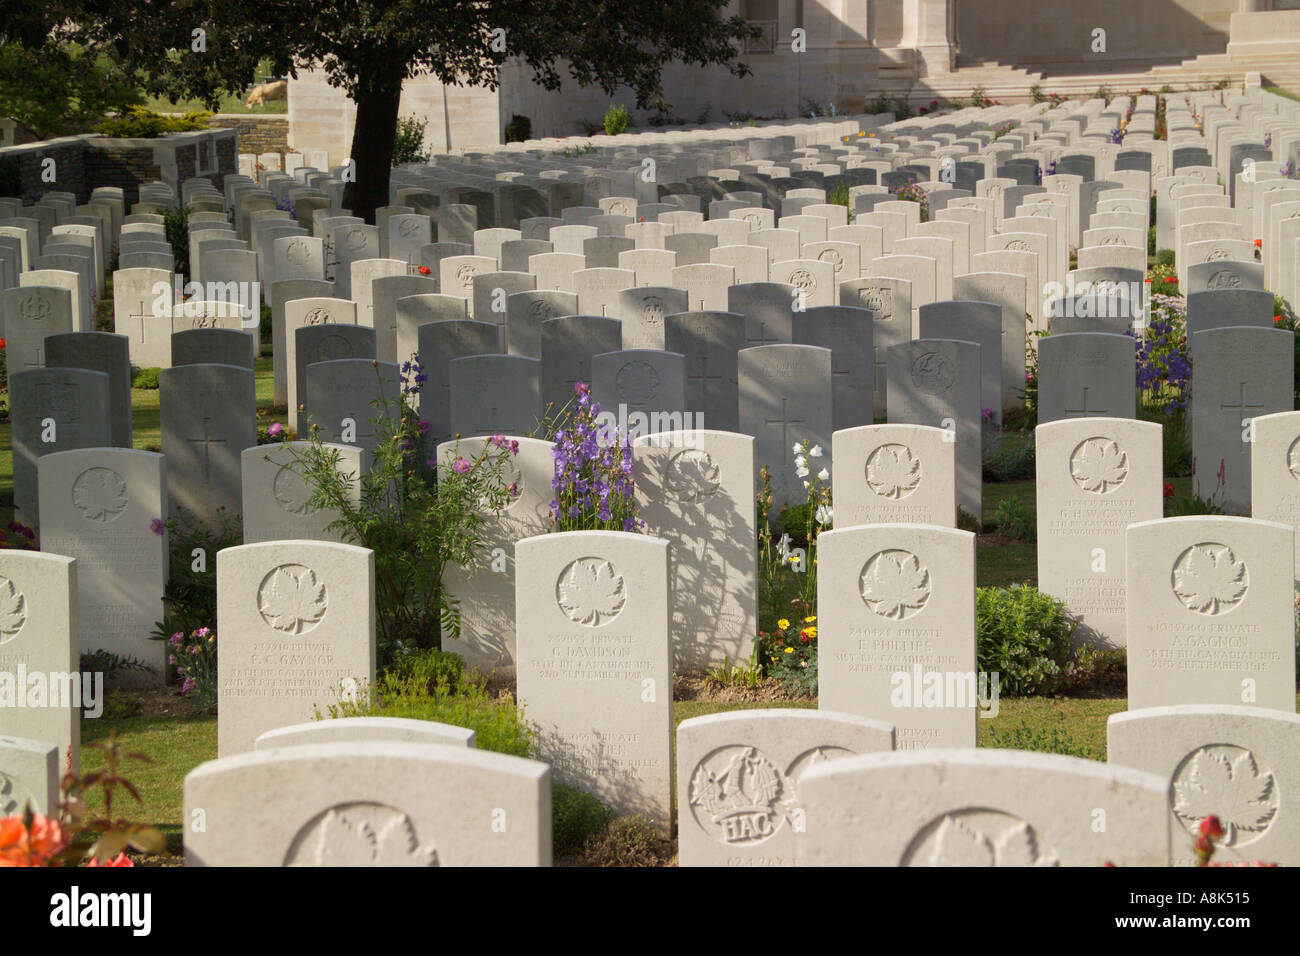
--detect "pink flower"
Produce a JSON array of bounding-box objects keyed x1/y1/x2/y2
[
  {"x1": 267, "y1": 422, "x2": 283, "y2": 437},
  {"x1": 452, "y1": 457, "x2": 471, "y2": 474}
]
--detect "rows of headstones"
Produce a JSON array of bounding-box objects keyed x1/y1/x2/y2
[
  {"x1": 237, "y1": 149, "x2": 330, "y2": 183},
  {"x1": 3, "y1": 90, "x2": 1300, "y2": 864}
]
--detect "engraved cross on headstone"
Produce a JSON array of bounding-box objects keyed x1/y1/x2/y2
[
  {"x1": 765, "y1": 397, "x2": 806, "y2": 469},
  {"x1": 746, "y1": 320, "x2": 780, "y2": 348},
  {"x1": 186, "y1": 416, "x2": 227, "y2": 481},
  {"x1": 1064, "y1": 386, "x2": 1108, "y2": 418},
  {"x1": 128, "y1": 299, "x2": 153, "y2": 343},
  {"x1": 687, "y1": 355, "x2": 724, "y2": 408},
  {"x1": 1221, "y1": 381, "x2": 1266, "y2": 455}
]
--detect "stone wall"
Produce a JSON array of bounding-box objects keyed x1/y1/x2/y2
[
  {"x1": 214, "y1": 115, "x2": 290, "y2": 154},
  {"x1": 0, "y1": 129, "x2": 238, "y2": 205}
]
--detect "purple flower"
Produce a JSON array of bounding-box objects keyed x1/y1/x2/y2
[
  {"x1": 267, "y1": 422, "x2": 283, "y2": 437},
  {"x1": 150, "y1": 517, "x2": 165, "y2": 535},
  {"x1": 452, "y1": 457, "x2": 471, "y2": 475}
]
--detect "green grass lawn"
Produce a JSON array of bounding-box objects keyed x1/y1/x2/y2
[{"x1": 86, "y1": 695, "x2": 1130, "y2": 849}]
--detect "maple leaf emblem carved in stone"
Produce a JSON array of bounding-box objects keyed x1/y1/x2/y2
[
  {"x1": 860, "y1": 550, "x2": 931, "y2": 620},
  {"x1": 921, "y1": 815, "x2": 1059, "y2": 867},
  {"x1": 1069, "y1": 438, "x2": 1128, "y2": 494},
  {"x1": 1286, "y1": 437, "x2": 1300, "y2": 481},
  {"x1": 1172, "y1": 746, "x2": 1278, "y2": 846},
  {"x1": 865, "y1": 444, "x2": 921, "y2": 499},
  {"x1": 1171, "y1": 543, "x2": 1249, "y2": 616},
  {"x1": 289, "y1": 805, "x2": 439, "y2": 866},
  {"x1": 0, "y1": 576, "x2": 28, "y2": 643},
  {"x1": 258, "y1": 564, "x2": 328, "y2": 634},
  {"x1": 72, "y1": 468, "x2": 129, "y2": 522},
  {"x1": 557, "y1": 558, "x2": 626, "y2": 626},
  {"x1": 665, "y1": 449, "x2": 721, "y2": 504}
]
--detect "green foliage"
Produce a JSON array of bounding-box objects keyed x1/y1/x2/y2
[
  {"x1": 983, "y1": 436, "x2": 1036, "y2": 482},
  {"x1": 504, "y1": 113, "x2": 532, "y2": 143},
  {"x1": 1093, "y1": 84, "x2": 1114, "y2": 104},
  {"x1": 966, "y1": 86, "x2": 987, "y2": 109},
  {"x1": 987, "y1": 712, "x2": 1096, "y2": 759},
  {"x1": 131, "y1": 367, "x2": 161, "y2": 389},
  {"x1": 552, "y1": 784, "x2": 613, "y2": 857},
  {"x1": 1030, "y1": 83, "x2": 1045, "y2": 104},
  {"x1": 992, "y1": 496, "x2": 1036, "y2": 541},
  {"x1": 827, "y1": 183, "x2": 851, "y2": 217},
  {"x1": 580, "y1": 816, "x2": 665, "y2": 866},
  {"x1": 101, "y1": 689, "x2": 143, "y2": 720},
  {"x1": 976, "y1": 585, "x2": 1077, "y2": 696},
  {"x1": 706, "y1": 650, "x2": 763, "y2": 689},
  {"x1": 1147, "y1": 225, "x2": 1156, "y2": 256},
  {"x1": 1164, "y1": 486, "x2": 1226, "y2": 516},
  {"x1": 1057, "y1": 645, "x2": 1127, "y2": 697},
  {"x1": 559, "y1": 143, "x2": 597, "y2": 157},
  {"x1": 162, "y1": 205, "x2": 190, "y2": 277},
  {"x1": 392, "y1": 115, "x2": 430, "y2": 164},
  {"x1": 290, "y1": 366, "x2": 520, "y2": 666},
  {"x1": 0, "y1": 41, "x2": 144, "y2": 139},
  {"x1": 323, "y1": 648, "x2": 535, "y2": 758},
  {"x1": 0, "y1": 157, "x2": 22, "y2": 199},
  {"x1": 758, "y1": 600, "x2": 818, "y2": 696},
  {"x1": 93, "y1": 107, "x2": 213, "y2": 138},
  {"x1": 154, "y1": 507, "x2": 242, "y2": 641},
  {"x1": 1156, "y1": 248, "x2": 1175, "y2": 267},
  {"x1": 603, "y1": 103, "x2": 630, "y2": 135},
  {"x1": 79, "y1": 649, "x2": 153, "y2": 680}
]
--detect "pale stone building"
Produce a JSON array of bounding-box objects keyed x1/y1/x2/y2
[{"x1": 288, "y1": 0, "x2": 1300, "y2": 160}]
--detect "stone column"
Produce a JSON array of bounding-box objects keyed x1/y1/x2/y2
[{"x1": 900, "y1": 0, "x2": 954, "y2": 75}]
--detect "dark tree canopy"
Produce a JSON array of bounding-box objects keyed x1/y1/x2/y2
[{"x1": 60, "y1": 0, "x2": 759, "y2": 220}]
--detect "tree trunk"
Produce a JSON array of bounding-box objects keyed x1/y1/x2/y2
[{"x1": 343, "y1": 68, "x2": 405, "y2": 225}]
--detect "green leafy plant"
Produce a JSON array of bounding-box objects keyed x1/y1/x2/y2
[
  {"x1": 987, "y1": 712, "x2": 1097, "y2": 759},
  {"x1": 552, "y1": 784, "x2": 613, "y2": 857},
  {"x1": 559, "y1": 143, "x2": 597, "y2": 157},
  {"x1": 992, "y1": 496, "x2": 1036, "y2": 541},
  {"x1": 504, "y1": 113, "x2": 532, "y2": 143},
  {"x1": 166, "y1": 627, "x2": 217, "y2": 713},
  {"x1": 976, "y1": 585, "x2": 1077, "y2": 696},
  {"x1": 79, "y1": 649, "x2": 153, "y2": 680},
  {"x1": 154, "y1": 507, "x2": 242, "y2": 642},
  {"x1": 322, "y1": 648, "x2": 535, "y2": 757},
  {"x1": 757, "y1": 601, "x2": 818, "y2": 696},
  {"x1": 603, "y1": 103, "x2": 630, "y2": 135},
  {"x1": 392, "y1": 115, "x2": 430, "y2": 164},
  {"x1": 706, "y1": 648, "x2": 763, "y2": 689},
  {"x1": 0, "y1": 41, "x2": 144, "y2": 139},
  {"x1": 162, "y1": 205, "x2": 190, "y2": 277},
  {"x1": 983, "y1": 435, "x2": 1036, "y2": 482},
  {"x1": 93, "y1": 106, "x2": 212, "y2": 138},
  {"x1": 290, "y1": 362, "x2": 519, "y2": 665},
  {"x1": 130, "y1": 367, "x2": 161, "y2": 389}
]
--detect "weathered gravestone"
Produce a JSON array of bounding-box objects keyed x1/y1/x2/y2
[
  {"x1": 448, "y1": 355, "x2": 542, "y2": 438},
  {"x1": 794, "y1": 750, "x2": 1171, "y2": 866},
  {"x1": 216, "y1": 540, "x2": 375, "y2": 756},
  {"x1": 44, "y1": 332, "x2": 132, "y2": 448},
  {"x1": 171, "y1": 328, "x2": 255, "y2": 368},
  {"x1": 676, "y1": 709, "x2": 894, "y2": 867},
  {"x1": 439, "y1": 437, "x2": 553, "y2": 680},
  {"x1": 665, "y1": 311, "x2": 744, "y2": 434},
  {"x1": 633, "y1": 430, "x2": 756, "y2": 671},
  {"x1": 9, "y1": 368, "x2": 112, "y2": 525},
  {"x1": 160, "y1": 364, "x2": 256, "y2": 528},
  {"x1": 0, "y1": 552, "x2": 79, "y2": 772},
  {"x1": 886, "y1": 339, "x2": 982, "y2": 521},
  {"x1": 0, "y1": 736, "x2": 59, "y2": 817},
  {"x1": 240, "y1": 441, "x2": 364, "y2": 544},
  {"x1": 1190, "y1": 327, "x2": 1293, "y2": 515},
  {"x1": 304, "y1": 358, "x2": 399, "y2": 460},
  {"x1": 1126, "y1": 516, "x2": 1296, "y2": 712},
  {"x1": 254, "y1": 715, "x2": 475, "y2": 750},
  {"x1": 184, "y1": 741, "x2": 549, "y2": 865},
  {"x1": 1036, "y1": 418, "x2": 1162, "y2": 648},
  {"x1": 1250, "y1": 411, "x2": 1300, "y2": 583},
  {"x1": 792, "y1": 306, "x2": 874, "y2": 432},
  {"x1": 540, "y1": 315, "x2": 622, "y2": 411},
  {"x1": 38, "y1": 448, "x2": 167, "y2": 682},
  {"x1": 738, "y1": 344, "x2": 833, "y2": 514},
  {"x1": 831, "y1": 424, "x2": 956, "y2": 528},
  {"x1": 515, "y1": 531, "x2": 672, "y2": 832},
  {"x1": 292, "y1": 325, "x2": 377, "y2": 435},
  {"x1": 1036, "y1": 332, "x2": 1137, "y2": 425},
  {"x1": 818, "y1": 523, "x2": 979, "y2": 750},
  {"x1": 1108, "y1": 704, "x2": 1300, "y2": 866}
]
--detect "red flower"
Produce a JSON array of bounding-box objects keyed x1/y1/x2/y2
[
  {"x1": 1166, "y1": 276, "x2": 1177, "y2": 283},
  {"x1": 0, "y1": 337, "x2": 6, "y2": 349},
  {"x1": 1162, "y1": 482, "x2": 1174, "y2": 498},
  {"x1": 417, "y1": 265, "x2": 431, "y2": 275},
  {"x1": 1275, "y1": 315, "x2": 1284, "y2": 325},
  {"x1": 1254, "y1": 238, "x2": 1263, "y2": 247},
  {"x1": 1198, "y1": 815, "x2": 1224, "y2": 839},
  {"x1": 1143, "y1": 278, "x2": 1152, "y2": 283}
]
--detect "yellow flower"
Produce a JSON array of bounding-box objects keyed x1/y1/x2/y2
[
  {"x1": 804, "y1": 616, "x2": 816, "y2": 623},
  {"x1": 777, "y1": 618, "x2": 790, "y2": 630},
  {"x1": 784, "y1": 647, "x2": 794, "y2": 654},
  {"x1": 804, "y1": 626, "x2": 817, "y2": 639}
]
